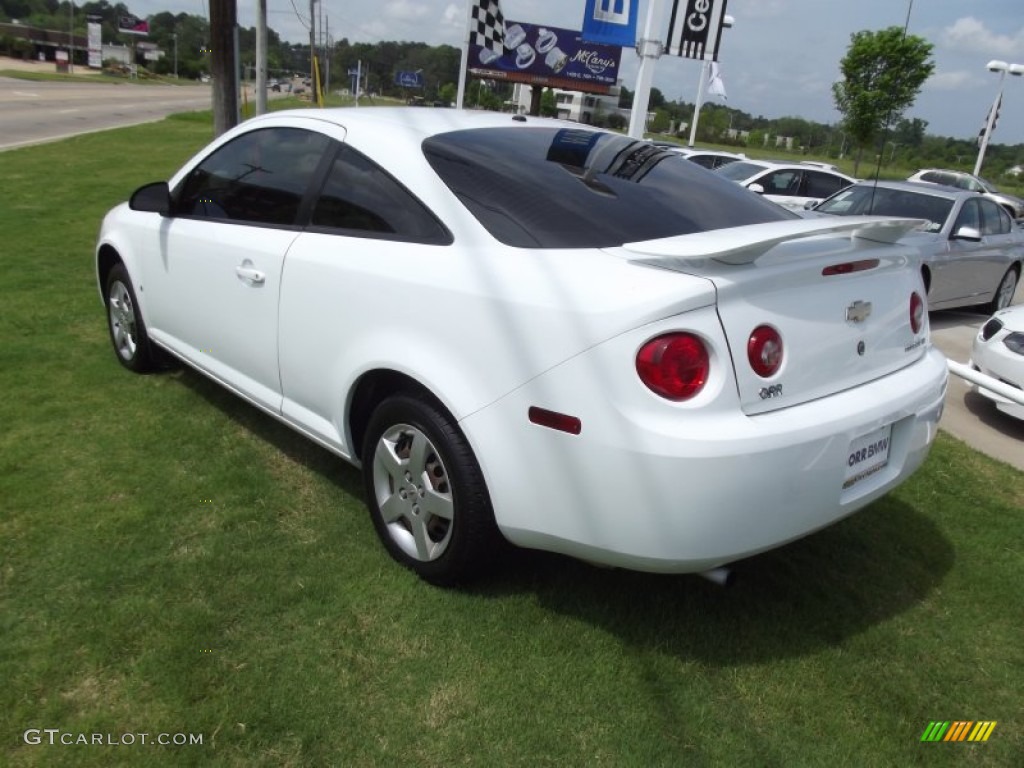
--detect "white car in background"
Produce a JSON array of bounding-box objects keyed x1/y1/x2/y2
[
  {"x1": 971, "y1": 306, "x2": 1024, "y2": 420},
  {"x1": 96, "y1": 109, "x2": 947, "y2": 585},
  {"x1": 716, "y1": 159, "x2": 855, "y2": 210},
  {"x1": 673, "y1": 147, "x2": 746, "y2": 170}
]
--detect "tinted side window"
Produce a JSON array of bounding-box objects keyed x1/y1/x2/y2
[
  {"x1": 804, "y1": 171, "x2": 847, "y2": 199},
  {"x1": 954, "y1": 199, "x2": 980, "y2": 232},
  {"x1": 310, "y1": 146, "x2": 451, "y2": 244},
  {"x1": 923, "y1": 171, "x2": 964, "y2": 189},
  {"x1": 761, "y1": 170, "x2": 800, "y2": 196},
  {"x1": 176, "y1": 127, "x2": 329, "y2": 225},
  {"x1": 979, "y1": 199, "x2": 1010, "y2": 235}
]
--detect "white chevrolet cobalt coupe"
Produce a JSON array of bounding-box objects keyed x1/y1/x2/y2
[{"x1": 96, "y1": 108, "x2": 948, "y2": 584}]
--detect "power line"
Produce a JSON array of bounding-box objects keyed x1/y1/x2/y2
[{"x1": 289, "y1": 0, "x2": 311, "y2": 31}]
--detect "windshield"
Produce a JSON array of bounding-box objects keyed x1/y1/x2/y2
[
  {"x1": 714, "y1": 160, "x2": 770, "y2": 181},
  {"x1": 815, "y1": 185, "x2": 953, "y2": 232},
  {"x1": 422, "y1": 127, "x2": 793, "y2": 248}
]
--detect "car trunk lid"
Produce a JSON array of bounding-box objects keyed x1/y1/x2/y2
[{"x1": 608, "y1": 218, "x2": 929, "y2": 415}]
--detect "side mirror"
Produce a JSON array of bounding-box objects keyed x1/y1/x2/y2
[
  {"x1": 129, "y1": 181, "x2": 172, "y2": 215},
  {"x1": 951, "y1": 226, "x2": 982, "y2": 242},
  {"x1": 803, "y1": 200, "x2": 817, "y2": 210},
  {"x1": 747, "y1": 182, "x2": 765, "y2": 195}
]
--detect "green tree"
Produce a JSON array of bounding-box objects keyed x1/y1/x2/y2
[
  {"x1": 438, "y1": 82, "x2": 456, "y2": 106},
  {"x1": 540, "y1": 87, "x2": 557, "y2": 117},
  {"x1": 832, "y1": 26, "x2": 934, "y2": 175}
]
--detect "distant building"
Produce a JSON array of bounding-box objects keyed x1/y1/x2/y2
[
  {"x1": 0, "y1": 21, "x2": 87, "y2": 65},
  {"x1": 510, "y1": 82, "x2": 627, "y2": 125}
]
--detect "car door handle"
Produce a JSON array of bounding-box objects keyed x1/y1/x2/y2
[{"x1": 235, "y1": 265, "x2": 266, "y2": 284}]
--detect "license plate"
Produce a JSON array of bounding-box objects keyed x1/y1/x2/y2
[{"x1": 843, "y1": 424, "x2": 892, "y2": 489}]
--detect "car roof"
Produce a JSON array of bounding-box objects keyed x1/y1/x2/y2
[
  {"x1": 841, "y1": 179, "x2": 972, "y2": 201},
  {"x1": 243, "y1": 107, "x2": 574, "y2": 141}
]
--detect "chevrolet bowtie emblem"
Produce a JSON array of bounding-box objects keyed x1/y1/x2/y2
[{"x1": 846, "y1": 300, "x2": 872, "y2": 323}]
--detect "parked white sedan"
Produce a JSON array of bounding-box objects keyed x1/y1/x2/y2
[
  {"x1": 715, "y1": 159, "x2": 855, "y2": 210},
  {"x1": 97, "y1": 108, "x2": 947, "y2": 584},
  {"x1": 971, "y1": 306, "x2": 1024, "y2": 420}
]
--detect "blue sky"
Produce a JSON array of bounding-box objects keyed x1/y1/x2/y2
[{"x1": 131, "y1": 0, "x2": 1024, "y2": 143}]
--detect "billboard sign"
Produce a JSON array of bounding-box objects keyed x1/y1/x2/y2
[
  {"x1": 667, "y1": 0, "x2": 729, "y2": 61},
  {"x1": 118, "y1": 14, "x2": 150, "y2": 36},
  {"x1": 87, "y1": 15, "x2": 102, "y2": 68},
  {"x1": 469, "y1": 20, "x2": 620, "y2": 93},
  {"x1": 581, "y1": 0, "x2": 638, "y2": 47},
  {"x1": 394, "y1": 71, "x2": 424, "y2": 88}
]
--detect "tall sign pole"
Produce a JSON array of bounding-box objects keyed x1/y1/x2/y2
[{"x1": 628, "y1": 0, "x2": 666, "y2": 139}]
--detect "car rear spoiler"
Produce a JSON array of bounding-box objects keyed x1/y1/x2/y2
[{"x1": 619, "y1": 217, "x2": 925, "y2": 266}]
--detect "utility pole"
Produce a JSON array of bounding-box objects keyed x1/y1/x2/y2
[
  {"x1": 210, "y1": 0, "x2": 239, "y2": 136},
  {"x1": 309, "y1": 0, "x2": 316, "y2": 88},
  {"x1": 255, "y1": 0, "x2": 267, "y2": 114},
  {"x1": 68, "y1": 0, "x2": 74, "y2": 74}
]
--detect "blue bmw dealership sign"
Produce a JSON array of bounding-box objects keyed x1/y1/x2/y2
[{"x1": 581, "y1": 0, "x2": 638, "y2": 47}]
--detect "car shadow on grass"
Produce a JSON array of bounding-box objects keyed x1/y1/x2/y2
[
  {"x1": 170, "y1": 365, "x2": 955, "y2": 664},
  {"x1": 473, "y1": 495, "x2": 955, "y2": 664},
  {"x1": 170, "y1": 365, "x2": 365, "y2": 500}
]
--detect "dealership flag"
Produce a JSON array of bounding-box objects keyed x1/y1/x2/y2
[
  {"x1": 470, "y1": 0, "x2": 506, "y2": 56},
  {"x1": 707, "y1": 62, "x2": 727, "y2": 99},
  {"x1": 978, "y1": 93, "x2": 1001, "y2": 146},
  {"x1": 667, "y1": 0, "x2": 730, "y2": 60}
]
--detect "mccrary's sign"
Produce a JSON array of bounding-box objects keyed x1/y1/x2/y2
[{"x1": 469, "y1": 20, "x2": 621, "y2": 94}]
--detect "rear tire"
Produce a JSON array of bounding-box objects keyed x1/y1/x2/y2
[
  {"x1": 105, "y1": 263, "x2": 156, "y2": 373},
  {"x1": 362, "y1": 393, "x2": 499, "y2": 585},
  {"x1": 983, "y1": 268, "x2": 1018, "y2": 314}
]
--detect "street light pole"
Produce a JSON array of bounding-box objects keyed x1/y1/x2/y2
[
  {"x1": 172, "y1": 32, "x2": 178, "y2": 79},
  {"x1": 974, "y1": 60, "x2": 1023, "y2": 176}
]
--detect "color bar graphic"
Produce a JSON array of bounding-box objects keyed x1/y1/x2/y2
[{"x1": 921, "y1": 720, "x2": 997, "y2": 742}]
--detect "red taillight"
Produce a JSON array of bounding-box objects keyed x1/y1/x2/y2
[
  {"x1": 822, "y1": 258, "x2": 880, "y2": 276},
  {"x1": 636, "y1": 333, "x2": 709, "y2": 401},
  {"x1": 910, "y1": 292, "x2": 924, "y2": 334},
  {"x1": 747, "y1": 325, "x2": 784, "y2": 378}
]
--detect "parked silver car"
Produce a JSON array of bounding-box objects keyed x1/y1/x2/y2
[
  {"x1": 907, "y1": 169, "x2": 1024, "y2": 220},
  {"x1": 810, "y1": 181, "x2": 1023, "y2": 312}
]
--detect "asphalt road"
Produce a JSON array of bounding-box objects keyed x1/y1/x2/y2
[
  {"x1": 929, "y1": 286, "x2": 1024, "y2": 472},
  {"x1": 0, "y1": 77, "x2": 213, "y2": 151}
]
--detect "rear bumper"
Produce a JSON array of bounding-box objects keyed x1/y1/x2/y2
[{"x1": 462, "y1": 345, "x2": 947, "y2": 573}]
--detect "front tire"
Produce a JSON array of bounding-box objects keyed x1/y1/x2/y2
[
  {"x1": 106, "y1": 263, "x2": 155, "y2": 373},
  {"x1": 362, "y1": 393, "x2": 499, "y2": 585},
  {"x1": 984, "y1": 268, "x2": 1018, "y2": 314}
]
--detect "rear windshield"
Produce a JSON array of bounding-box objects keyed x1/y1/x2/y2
[
  {"x1": 422, "y1": 127, "x2": 792, "y2": 248},
  {"x1": 815, "y1": 185, "x2": 953, "y2": 232}
]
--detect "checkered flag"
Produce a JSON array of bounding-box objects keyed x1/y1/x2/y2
[
  {"x1": 471, "y1": 0, "x2": 506, "y2": 55},
  {"x1": 978, "y1": 93, "x2": 1001, "y2": 147}
]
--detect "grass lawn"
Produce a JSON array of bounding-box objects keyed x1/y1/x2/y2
[{"x1": 1, "y1": 111, "x2": 1022, "y2": 767}]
